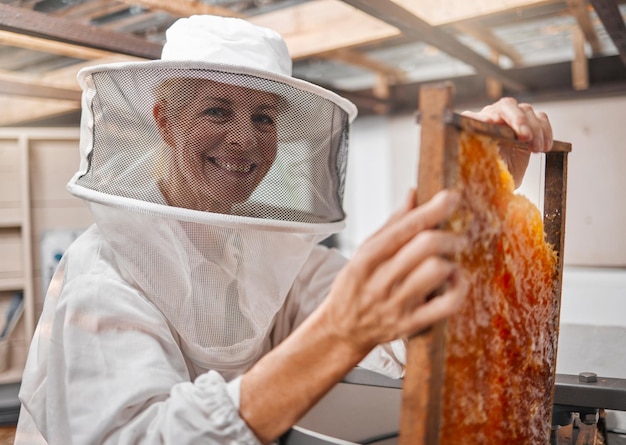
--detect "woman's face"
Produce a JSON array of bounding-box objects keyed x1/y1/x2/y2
[{"x1": 154, "y1": 79, "x2": 280, "y2": 213}]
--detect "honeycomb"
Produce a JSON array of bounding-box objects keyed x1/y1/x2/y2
[{"x1": 439, "y1": 132, "x2": 558, "y2": 444}]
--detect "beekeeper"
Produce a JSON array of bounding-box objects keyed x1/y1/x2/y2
[{"x1": 16, "y1": 14, "x2": 553, "y2": 445}]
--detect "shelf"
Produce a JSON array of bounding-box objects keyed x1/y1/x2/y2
[
  {"x1": 0, "y1": 368, "x2": 23, "y2": 386},
  {"x1": 0, "y1": 279, "x2": 24, "y2": 293},
  {"x1": 0, "y1": 129, "x2": 85, "y2": 388},
  {"x1": 0, "y1": 222, "x2": 21, "y2": 230}
]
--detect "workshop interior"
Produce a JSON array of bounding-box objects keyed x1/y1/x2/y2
[{"x1": 1, "y1": 0, "x2": 626, "y2": 444}]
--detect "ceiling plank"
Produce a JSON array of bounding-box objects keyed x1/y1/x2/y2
[
  {"x1": 0, "y1": 96, "x2": 80, "y2": 126},
  {"x1": 589, "y1": 0, "x2": 626, "y2": 66},
  {"x1": 392, "y1": 0, "x2": 554, "y2": 26},
  {"x1": 339, "y1": 0, "x2": 528, "y2": 92},
  {"x1": 572, "y1": 26, "x2": 590, "y2": 89},
  {"x1": 0, "y1": 30, "x2": 135, "y2": 61},
  {"x1": 453, "y1": 22, "x2": 523, "y2": 66},
  {"x1": 116, "y1": 0, "x2": 243, "y2": 18},
  {"x1": 0, "y1": 77, "x2": 81, "y2": 101},
  {"x1": 0, "y1": 54, "x2": 137, "y2": 91},
  {"x1": 98, "y1": 10, "x2": 164, "y2": 31},
  {"x1": 0, "y1": 3, "x2": 162, "y2": 59},
  {"x1": 566, "y1": 0, "x2": 603, "y2": 55},
  {"x1": 486, "y1": 50, "x2": 504, "y2": 99},
  {"x1": 318, "y1": 48, "x2": 407, "y2": 81},
  {"x1": 249, "y1": 0, "x2": 401, "y2": 59},
  {"x1": 55, "y1": 1, "x2": 133, "y2": 23}
]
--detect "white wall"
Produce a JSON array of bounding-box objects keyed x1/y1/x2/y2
[
  {"x1": 341, "y1": 95, "x2": 626, "y2": 266},
  {"x1": 340, "y1": 115, "x2": 396, "y2": 255}
]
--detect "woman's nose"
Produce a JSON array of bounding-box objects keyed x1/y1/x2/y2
[{"x1": 225, "y1": 115, "x2": 256, "y2": 148}]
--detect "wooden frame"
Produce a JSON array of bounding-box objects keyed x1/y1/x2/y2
[{"x1": 399, "y1": 82, "x2": 571, "y2": 444}]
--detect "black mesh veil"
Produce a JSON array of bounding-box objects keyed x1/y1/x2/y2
[{"x1": 72, "y1": 64, "x2": 353, "y2": 225}]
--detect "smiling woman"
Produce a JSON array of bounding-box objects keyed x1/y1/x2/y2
[
  {"x1": 152, "y1": 78, "x2": 280, "y2": 214},
  {"x1": 15, "y1": 14, "x2": 555, "y2": 445}
]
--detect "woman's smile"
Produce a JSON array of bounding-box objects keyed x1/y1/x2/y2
[{"x1": 207, "y1": 156, "x2": 257, "y2": 174}]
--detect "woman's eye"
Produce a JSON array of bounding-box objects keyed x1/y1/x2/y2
[
  {"x1": 204, "y1": 107, "x2": 229, "y2": 118},
  {"x1": 253, "y1": 114, "x2": 275, "y2": 126}
]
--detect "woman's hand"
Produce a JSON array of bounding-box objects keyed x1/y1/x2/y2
[
  {"x1": 462, "y1": 97, "x2": 553, "y2": 152},
  {"x1": 319, "y1": 188, "x2": 469, "y2": 356},
  {"x1": 462, "y1": 97, "x2": 553, "y2": 187},
  {"x1": 240, "y1": 189, "x2": 468, "y2": 444}
]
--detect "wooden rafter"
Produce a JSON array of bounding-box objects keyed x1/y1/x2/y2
[
  {"x1": 0, "y1": 77, "x2": 81, "y2": 101},
  {"x1": 318, "y1": 48, "x2": 407, "y2": 82},
  {"x1": 339, "y1": 0, "x2": 528, "y2": 92},
  {"x1": 0, "y1": 30, "x2": 136, "y2": 61},
  {"x1": 55, "y1": 1, "x2": 133, "y2": 23},
  {"x1": 117, "y1": 0, "x2": 243, "y2": 18},
  {"x1": 589, "y1": 0, "x2": 626, "y2": 66},
  {"x1": 98, "y1": 10, "x2": 164, "y2": 31},
  {"x1": 0, "y1": 95, "x2": 80, "y2": 126},
  {"x1": 0, "y1": 3, "x2": 162, "y2": 59},
  {"x1": 249, "y1": 0, "x2": 401, "y2": 60},
  {"x1": 486, "y1": 50, "x2": 504, "y2": 99},
  {"x1": 566, "y1": 0, "x2": 603, "y2": 56},
  {"x1": 453, "y1": 22, "x2": 523, "y2": 66},
  {"x1": 572, "y1": 26, "x2": 590, "y2": 90},
  {"x1": 392, "y1": 0, "x2": 553, "y2": 26}
]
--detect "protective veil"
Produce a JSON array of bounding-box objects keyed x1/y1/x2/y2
[{"x1": 16, "y1": 15, "x2": 404, "y2": 444}]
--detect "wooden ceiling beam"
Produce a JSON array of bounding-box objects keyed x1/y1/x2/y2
[
  {"x1": 318, "y1": 48, "x2": 407, "y2": 81},
  {"x1": 339, "y1": 0, "x2": 528, "y2": 92},
  {"x1": 55, "y1": 1, "x2": 133, "y2": 23},
  {"x1": 572, "y1": 26, "x2": 590, "y2": 89},
  {"x1": 98, "y1": 10, "x2": 164, "y2": 31},
  {"x1": 116, "y1": 0, "x2": 243, "y2": 18},
  {"x1": 589, "y1": 0, "x2": 626, "y2": 66},
  {"x1": 392, "y1": 0, "x2": 553, "y2": 26},
  {"x1": 0, "y1": 30, "x2": 134, "y2": 61},
  {"x1": 250, "y1": 0, "x2": 401, "y2": 60},
  {"x1": 0, "y1": 95, "x2": 80, "y2": 126},
  {"x1": 566, "y1": 0, "x2": 603, "y2": 55},
  {"x1": 0, "y1": 3, "x2": 162, "y2": 59},
  {"x1": 452, "y1": 22, "x2": 523, "y2": 66},
  {"x1": 0, "y1": 77, "x2": 81, "y2": 101}
]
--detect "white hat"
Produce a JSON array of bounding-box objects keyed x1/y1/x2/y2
[{"x1": 162, "y1": 15, "x2": 293, "y2": 77}]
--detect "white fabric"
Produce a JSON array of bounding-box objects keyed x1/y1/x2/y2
[
  {"x1": 16, "y1": 224, "x2": 404, "y2": 444},
  {"x1": 161, "y1": 15, "x2": 292, "y2": 77}
]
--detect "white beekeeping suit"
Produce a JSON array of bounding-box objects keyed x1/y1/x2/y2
[{"x1": 16, "y1": 14, "x2": 404, "y2": 445}]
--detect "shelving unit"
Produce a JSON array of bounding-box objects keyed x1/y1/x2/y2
[
  {"x1": 0, "y1": 128, "x2": 91, "y2": 386},
  {"x1": 0, "y1": 134, "x2": 34, "y2": 385}
]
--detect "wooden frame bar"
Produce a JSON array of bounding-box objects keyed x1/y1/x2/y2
[{"x1": 399, "y1": 82, "x2": 571, "y2": 444}]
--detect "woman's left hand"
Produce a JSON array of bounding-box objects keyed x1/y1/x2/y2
[
  {"x1": 462, "y1": 97, "x2": 553, "y2": 152},
  {"x1": 462, "y1": 97, "x2": 553, "y2": 187}
]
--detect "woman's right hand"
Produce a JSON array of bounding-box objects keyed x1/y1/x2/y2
[{"x1": 318, "y1": 188, "x2": 469, "y2": 356}]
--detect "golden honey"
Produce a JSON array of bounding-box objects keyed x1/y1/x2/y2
[{"x1": 440, "y1": 132, "x2": 558, "y2": 444}]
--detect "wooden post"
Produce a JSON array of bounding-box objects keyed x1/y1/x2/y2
[{"x1": 399, "y1": 82, "x2": 457, "y2": 445}]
